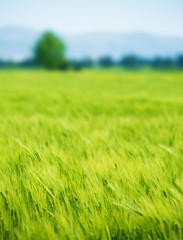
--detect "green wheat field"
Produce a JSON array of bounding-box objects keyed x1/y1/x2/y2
[{"x1": 0, "y1": 69, "x2": 183, "y2": 240}]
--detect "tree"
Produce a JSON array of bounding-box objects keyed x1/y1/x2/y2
[
  {"x1": 98, "y1": 56, "x2": 114, "y2": 67},
  {"x1": 176, "y1": 55, "x2": 183, "y2": 68},
  {"x1": 119, "y1": 55, "x2": 143, "y2": 68},
  {"x1": 34, "y1": 31, "x2": 66, "y2": 69},
  {"x1": 68, "y1": 60, "x2": 83, "y2": 71},
  {"x1": 152, "y1": 57, "x2": 174, "y2": 69},
  {"x1": 79, "y1": 58, "x2": 94, "y2": 68},
  {"x1": 20, "y1": 59, "x2": 35, "y2": 68},
  {"x1": 67, "y1": 58, "x2": 94, "y2": 71}
]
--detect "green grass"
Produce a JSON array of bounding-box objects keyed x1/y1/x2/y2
[{"x1": 0, "y1": 69, "x2": 183, "y2": 240}]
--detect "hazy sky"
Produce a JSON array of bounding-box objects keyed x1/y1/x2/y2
[{"x1": 1, "y1": 0, "x2": 183, "y2": 36}]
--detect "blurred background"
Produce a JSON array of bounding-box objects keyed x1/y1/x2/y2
[{"x1": 0, "y1": 0, "x2": 183, "y2": 70}]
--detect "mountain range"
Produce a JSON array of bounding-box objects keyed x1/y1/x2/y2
[{"x1": 0, "y1": 26, "x2": 183, "y2": 61}]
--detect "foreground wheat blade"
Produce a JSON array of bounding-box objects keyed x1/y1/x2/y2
[{"x1": 0, "y1": 69, "x2": 183, "y2": 240}]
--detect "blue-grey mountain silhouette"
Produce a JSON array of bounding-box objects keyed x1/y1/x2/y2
[{"x1": 0, "y1": 26, "x2": 183, "y2": 60}]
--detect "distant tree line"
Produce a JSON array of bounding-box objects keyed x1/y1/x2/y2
[
  {"x1": 97, "y1": 55, "x2": 183, "y2": 69},
  {"x1": 1, "y1": 54, "x2": 183, "y2": 70},
  {"x1": 0, "y1": 31, "x2": 183, "y2": 70}
]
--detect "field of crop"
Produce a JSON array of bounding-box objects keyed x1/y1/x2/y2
[{"x1": 0, "y1": 69, "x2": 183, "y2": 240}]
